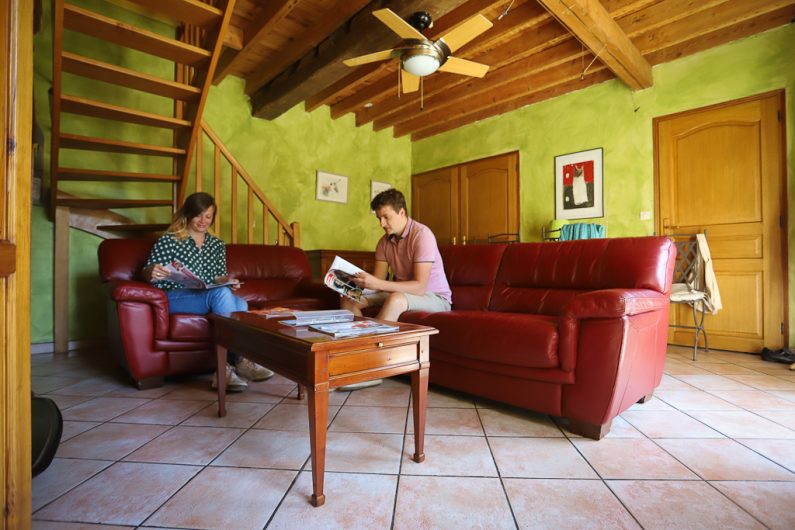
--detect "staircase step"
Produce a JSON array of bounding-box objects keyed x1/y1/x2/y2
[
  {"x1": 60, "y1": 133, "x2": 186, "y2": 157},
  {"x1": 58, "y1": 167, "x2": 180, "y2": 182},
  {"x1": 62, "y1": 52, "x2": 200, "y2": 101},
  {"x1": 63, "y1": 3, "x2": 211, "y2": 66},
  {"x1": 95, "y1": 223, "x2": 170, "y2": 233},
  {"x1": 61, "y1": 94, "x2": 191, "y2": 130},
  {"x1": 56, "y1": 198, "x2": 173, "y2": 209},
  {"x1": 122, "y1": 0, "x2": 222, "y2": 28}
]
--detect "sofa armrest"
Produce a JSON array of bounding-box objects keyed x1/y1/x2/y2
[
  {"x1": 293, "y1": 281, "x2": 340, "y2": 308},
  {"x1": 109, "y1": 280, "x2": 170, "y2": 339},
  {"x1": 564, "y1": 289, "x2": 668, "y2": 319}
]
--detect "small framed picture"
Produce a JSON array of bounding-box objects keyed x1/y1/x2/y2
[
  {"x1": 554, "y1": 147, "x2": 603, "y2": 220},
  {"x1": 316, "y1": 170, "x2": 348, "y2": 204}
]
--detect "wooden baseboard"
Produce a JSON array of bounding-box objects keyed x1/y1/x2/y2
[{"x1": 31, "y1": 339, "x2": 106, "y2": 354}]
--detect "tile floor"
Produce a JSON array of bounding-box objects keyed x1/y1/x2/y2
[{"x1": 31, "y1": 345, "x2": 795, "y2": 530}]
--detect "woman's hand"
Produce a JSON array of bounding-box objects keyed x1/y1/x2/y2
[
  {"x1": 144, "y1": 264, "x2": 170, "y2": 283},
  {"x1": 216, "y1": 275, "x2": 241, "y2": 290}
]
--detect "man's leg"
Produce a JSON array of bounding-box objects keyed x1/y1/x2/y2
[
  {"x1": 340, "y1": 295, "x2": 368, "y2": 316},
  {"x1": 336, "y1": 292, "x2": 387, "y2": 392},
  {"x1": 377, "y1": 292, "x2": 409, "y2": 322}
]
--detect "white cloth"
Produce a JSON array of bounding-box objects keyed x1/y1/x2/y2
[{"x1": 694, "y1": 234, "x2": 722, "y2": 315}]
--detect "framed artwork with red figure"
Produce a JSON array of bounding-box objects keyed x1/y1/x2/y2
[{"x1": 554, "y1": 147, "x2": 603, "y2": 220}]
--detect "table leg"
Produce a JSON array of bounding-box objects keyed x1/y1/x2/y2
[
  {"x1": 216, "y1": 344, "x2": 227, "y2": 417},
  {"x1": 297, "y1": 384, "x2": 305, "y2": 400},
  {"x1": 410, "y1": 366, "x2": 429, "y2": 463},
  {"x1": 307, "y1": 384, "x2": 329, "y2": 507}
]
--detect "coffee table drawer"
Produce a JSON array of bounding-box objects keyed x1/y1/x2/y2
[{"x1": 329, "y1": 343, "x2": 418, "y2": 376}]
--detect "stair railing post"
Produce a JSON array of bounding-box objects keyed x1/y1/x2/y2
[{"x1": 53, "y1": 206, "x2": 70, "y2": 353}]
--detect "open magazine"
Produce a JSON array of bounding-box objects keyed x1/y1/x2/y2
[
  {"x1": 279, "y1": 309, "x2": 354, "y2": 326},
  {"x1": 323, "y1": 256, "x2": 376, "y2": 302},
  {"x1": 309, "y1": 319, "x2": 399, "y2": 338},
  {"x1": 163, "y1": 261, "x2": 239, "y2": 290}
]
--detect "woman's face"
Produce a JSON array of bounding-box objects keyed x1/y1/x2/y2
[{"x1": 188, "y1": 206, "x2": 214, "y2": 234}]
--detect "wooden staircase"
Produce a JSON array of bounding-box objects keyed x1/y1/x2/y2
[{"x1": 48, "y1": 0, "x2": 300, "y2": 352}]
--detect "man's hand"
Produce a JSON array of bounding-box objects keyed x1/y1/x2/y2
[
  {"x1": 144, "y1": 264, "x2": 170, "y2": 283},
  {"x1": 353, "y1": 271, "x2": 380, "y2": 290}
]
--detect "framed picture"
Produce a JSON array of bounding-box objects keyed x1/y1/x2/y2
[
  {"x1": 554, "y1": 147, "x2": 603, "y2": 220},
  {"x1": 370, "y1": 180, "x2": 392, "y2": 201},
  {"x1": 316, "y1": 170, "x2": 348, "y2": 204}
]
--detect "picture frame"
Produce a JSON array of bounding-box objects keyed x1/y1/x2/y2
[
  {"x1": 370, "y1": 180, "x2": 392, "y2": 201},
  {"x1": 554, "y1": 147, "x2": 603, "y2": 220},
  {"x1": 315, "y1": 170, "x2": 348, "y2": 204}
]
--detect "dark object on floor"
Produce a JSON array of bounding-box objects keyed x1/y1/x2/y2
[
  {"x1": 31, "y1": 393, "x2": 62, "y2": 477},
  {"x1": 761, "y1": 347, "x2": 795, "y2": 364}
]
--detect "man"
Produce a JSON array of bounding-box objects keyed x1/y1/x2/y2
[{"x1": 339, "y1": 188, "x2": 452, "y2": 390}]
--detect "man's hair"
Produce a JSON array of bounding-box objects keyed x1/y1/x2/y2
[{"x1": 370, "y1": 188, "x2": 407, "y2": 214}]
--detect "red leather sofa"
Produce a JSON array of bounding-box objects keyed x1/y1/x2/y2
[
  {"x1": 98, "y1": 238, "x2": 336, "y2": 388},
  {"x1": 399, "y1": 236, "x2": 676, "y2": 439}
]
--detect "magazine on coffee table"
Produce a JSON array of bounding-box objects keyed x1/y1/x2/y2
[
  {"x1": 323, "y1": 256, "x2": 376, "y2": 302},
  {"x1": 280, "y1": 309, "x2": 355, "y2": 326},
  {"x1": 309, "y1": 319, "x2": 399, "y2": 338},
  {"x1": 249, "y1": 307, "x2": 296, "y2": 319},
  {"x1": 163, "y1": 261, "x2": 239, "y2": 290}
]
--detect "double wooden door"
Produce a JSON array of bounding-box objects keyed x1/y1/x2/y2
[
  {"x1": 411, "y1": 152, "x2": 519, "y2": 245},
  {"x1": 655, "y1": 92, "x2": 787, "y2": 352}
]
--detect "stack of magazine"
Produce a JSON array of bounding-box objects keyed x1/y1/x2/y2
[
  {"x1": 309, "y1": 319, "x2": 399, "y2": 338},
  {"x1": 279, "y1": 309, "x2": 354, "y2": 326}
]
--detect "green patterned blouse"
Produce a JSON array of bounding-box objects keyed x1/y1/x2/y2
[{"x1": 145, "y1": 232, "x2": 228, "y2": 291}]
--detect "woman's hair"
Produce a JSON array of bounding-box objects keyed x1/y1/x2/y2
[{"x1": 167, "y1": 192, "x2": 217, "y2": 240}]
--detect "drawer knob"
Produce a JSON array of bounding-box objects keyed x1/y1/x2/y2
[{"x1": 377, "y1": 342, "x2": 384, "y2": 348}]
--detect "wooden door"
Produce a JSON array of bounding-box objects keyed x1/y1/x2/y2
[
  {"x1": 656, "y1": 92, "x2": 787, "y2": 352},
  {"x1": 1, "y1": 0, "x2": 33, "y2": 527},
  {"x1": 459, "y1": 152, "x2": 519, "y2": 243},
  {"x1": 412, "y1": 166, "x2": 459, "y2": 245}
]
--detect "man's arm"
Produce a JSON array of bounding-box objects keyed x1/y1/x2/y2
[{"x1": 355, "y1": 261, "x2": 432, "y2": 296}]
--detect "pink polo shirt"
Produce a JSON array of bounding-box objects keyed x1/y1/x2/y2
[{"x1": 374, "y1": 218, "x2": 452, "y2": 303}]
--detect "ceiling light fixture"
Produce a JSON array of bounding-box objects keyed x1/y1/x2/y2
[{"x1": 401, "y1": 41, "x2": 446, "y2": 77}]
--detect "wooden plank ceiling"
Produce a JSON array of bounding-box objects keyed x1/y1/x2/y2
[{"x1": 214, "y1": 0, "x2": 795, "y2": 140}]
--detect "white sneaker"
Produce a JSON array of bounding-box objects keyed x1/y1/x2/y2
[
  {"x1": 336, "y1": 379, "x2": 383, "y2": 391},
  {"x1": 211, "y1": 364, "x2": 248, "y2": 392},
  {"x1": 235, "y1": 358, "x2": 274, "y2": 381}
]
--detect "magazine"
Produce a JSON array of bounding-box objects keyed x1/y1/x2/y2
[
  {"x1": 309, "y1": 319, "x2": 399, "y2": 338},
  {"x1": 163, "y1": 261, "x2": 239, "y2": 290},
  {"x1": 249, "y1": 306, "x2": 296, "y2": 319},
  {"x1": 323, "y1": 256, "x2": 376, "y2": 302},
  {"x1": 279, "y1": 309, "x2": 355, "y2": 326}
]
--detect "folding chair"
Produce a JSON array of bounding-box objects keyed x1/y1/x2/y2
[{"x1": 669, "y1": 233, "x2": 709, "y2": 360}]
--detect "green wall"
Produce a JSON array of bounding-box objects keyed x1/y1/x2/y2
[{"x1": 412, "y1": 24, "x2": 795, "y2": 346}]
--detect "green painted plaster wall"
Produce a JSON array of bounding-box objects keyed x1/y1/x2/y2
[{"x1": 412, "y1": 24, "x2": 795, "y2": 347}]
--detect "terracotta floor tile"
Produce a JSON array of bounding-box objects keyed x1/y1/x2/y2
[
  {"x1": 697, "y1": 363, "x2": 761, "y2": 375},
  {"x1": 400, "y1": 434, "x2": 497, "y2": 477},
  {"x1": 770, "y1": 390, "x2": 795, "y2": 403},
  {"x1": 124, "y1": 425, "x2": 243, "y2": 465},
  {"x1": 344, "y1": 384, "x2": 411, "y2": 407},
  {"x1": 657, "y1": 374, "x2": 695, "y2": 391},
  {"x1": 663, "y1": 361, "x2": 713, "y2": 375},
  {"x1": 478, "y1": 407, "x2": 564, "y2": 437},
  {"x1": 620, "y1": 410, "x2": 724, "y2": 438},
  {"x1": 423, "y1": 386, "x2": 476, "y2": 408},
  {"x1": 675, "y1": 374, "x2": 754, "y2": 390},
  {"x1": 726, "y1": 374, "x2": 795, "y2": 391},
  {"x1": 687, "y1": 410, "x2": 795, "y2": 438},
  {"x1": 158, "y1": 382, "x2": 219, "y2": 401},
  {"x1": 252, "y1": 403, "x2": 340, "y2": 432},
  {"x1": 319, "y1": 432, "x2": 404, "y2": 474},
  {"x1": 60, "y1": 421, "x2": 101, "y2": 443},
  {"x1": 656, "y1": 389, "x2": 739, "y2": 411},
  {"x1": 182, "y1": 401, "x2": 273, "y2": 428},
  {"x1": 62, "y1": 397, "x2": 150, "y2": 422},
  {"x1": 394, "y1": 475, "x2": 514, "y2": 530},
  {"x1": 626, "y1": 395, "x2": 675, "y2": 411},
  {"x1": 604, "y1": 416, "x2": 646, "y2": 438},
  {"x1": 32, "y1": 376, "x2": 83, "y2": 394},
  {"x1": 32, "y1": 522, "x2": 133, "y2": 529},
  {"x1": 225, "y1": 382, "x2": 297, "y2": 403},
  {"x1": 48, "y1": 377, "x2": 127, "y2": 397},
  {"x1": 268, "y1": 471, "x2": 397, "y2": 529},
  {"x1": 47, "y1": 395, "x2": 92, "y2": 410},
  {"x1": 607, "y1": 480, "x2": 765, "y2": 530},
  {"x1": 755, "y1": 409, "x2": 795, "y2": 430},
  {"x1": 712, "y1": 481, "x2": 795, "y2": 530},
  {"x1": 656, "y1": 438, "x2": 795, "y2": 480},
  {"x1": 57, "y1": 423, "x2": 169, "y2": 461},
  {"x1": 106, "y1": 384, "x2": 176, "y2": 399},
  {"x1": 489, "y1": 437, "x2": 597, "y2": 478},
  {"x1": 707, "y1": 389, "x2": 795, "y2": 411},
  {"x1": 110, "y1": 399, "x2": 209, "y2": 425},
  {"x1": 572, "y1": 438, "x2": 697, "y2": 479},
  {"x1": 738, "y1": 439, "x2": 795, "y2": 472},
  {"x1": 406, "y1": 407, "x2": 483, "y2": 436},
  {"x1": 145, "y1": 467, "x2": 296, "y2": 530},
  {"x1": 329, "y1": 405, "x2": 407, "y2": 433},
  {"x1": 35, "y1": 462, "x2": 199, "y2": 526},
  {"x1": 504, "y1": 478, "x2": 640, "y2": 529},
  {"x1": 211, "y1": 429, "x2": 310, "y2": 469},
  {"x1": 32, "y1": 458, "x2": 112, "y2": 511}
]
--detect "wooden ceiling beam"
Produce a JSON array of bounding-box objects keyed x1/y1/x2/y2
[
  {"x1": 249, "y1": 0, "x2": 475, "y2": 120},
  {"x1": 535, "y1": 0, "x2": 652, "y2": 90}
]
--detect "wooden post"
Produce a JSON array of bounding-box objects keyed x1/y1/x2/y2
[
  {"x1": 291, "y1": 221, "x2": 301, "y2": 248},
  {"x1": 54, "y1": 205, "x2": 70, "y2": 353}
]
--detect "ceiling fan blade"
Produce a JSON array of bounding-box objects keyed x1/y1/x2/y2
[
  {"x1": 438, "y1": 56, "x2": 490, "y2": 78},
  {"x1": 373, "y1": 8, "x2": 425, "y2": 40},
  {"x1": 343, "y1": 49, "x2": 396, "y2": 67},
  {"x1": 401, "y1": 69, "x2": 420, "y2": 93},
  {"x1": 437, "y1": 14, "x2": 493, "y2": 53}
]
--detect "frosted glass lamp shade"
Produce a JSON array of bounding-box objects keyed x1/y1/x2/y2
[{"x1": 402, "y1": 54, "x2": 440, "y2": 77}]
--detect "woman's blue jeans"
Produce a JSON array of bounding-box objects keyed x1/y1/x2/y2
[{"x1": 167, "y1": 288, "x2": 247, "y2": 364}]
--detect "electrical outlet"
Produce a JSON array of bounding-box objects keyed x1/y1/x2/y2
[{"x1": 639, "y1": 211, "x2": 651, "y2": 221}]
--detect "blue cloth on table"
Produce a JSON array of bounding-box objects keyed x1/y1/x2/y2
[{"x1": 559, "y1": 223, "x2": 605, "y2": 241}]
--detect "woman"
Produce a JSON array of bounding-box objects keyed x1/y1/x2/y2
[{"x1": 142, "y1": 192, "x2": 273, "y2": 392}]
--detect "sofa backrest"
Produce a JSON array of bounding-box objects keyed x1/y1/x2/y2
[
  {"x1": 489, "y1": 237, "x2": 676, "y2": 315},
  {"x1": 439, "y1": 244, "x2": 507, "y2": 310}
]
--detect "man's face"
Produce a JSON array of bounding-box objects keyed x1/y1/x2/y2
[{"x1": 375, "y1": 205, "x2": 407, "y2": 237}]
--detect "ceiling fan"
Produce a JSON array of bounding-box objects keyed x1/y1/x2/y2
[{"x1": 343, "y1": 9, "x2": 493, "y2": 94}]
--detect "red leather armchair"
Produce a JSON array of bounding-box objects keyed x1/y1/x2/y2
[{"x1": 98, "y1": 238, "x2": 337, "y2": 388}]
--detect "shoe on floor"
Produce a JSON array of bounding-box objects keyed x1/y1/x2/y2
[
  {"x1": 235, "y1": 358, "x2": 274, "y2": 381},
  {"x1": 336, "y1": 379, "x2": 383, "y2": 392},
  {"x1": 211, "y1": 364, "x2": 248, "y2": 392},
  {"x1": 761, "y1": 347, "x2": 795, "y2": 364}
]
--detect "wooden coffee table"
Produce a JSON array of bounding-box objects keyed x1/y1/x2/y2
[{"x1": 210, "y1": 312, "x2": 437, "y2": 507}]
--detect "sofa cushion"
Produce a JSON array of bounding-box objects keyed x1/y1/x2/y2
[
  {"x1": 169, "y1": 314, "x2": 211, "y2": 341},
  {"x1": 406, "y1": 310, "x2": 560, "y2": 369},
  {"x1": 439, "y1": 244, "x2": 506, "y2": 310}
]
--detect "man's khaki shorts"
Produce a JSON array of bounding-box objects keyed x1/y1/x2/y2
[{"x1": 362, "y1": 291, "x2": 451, "y2": 313}]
